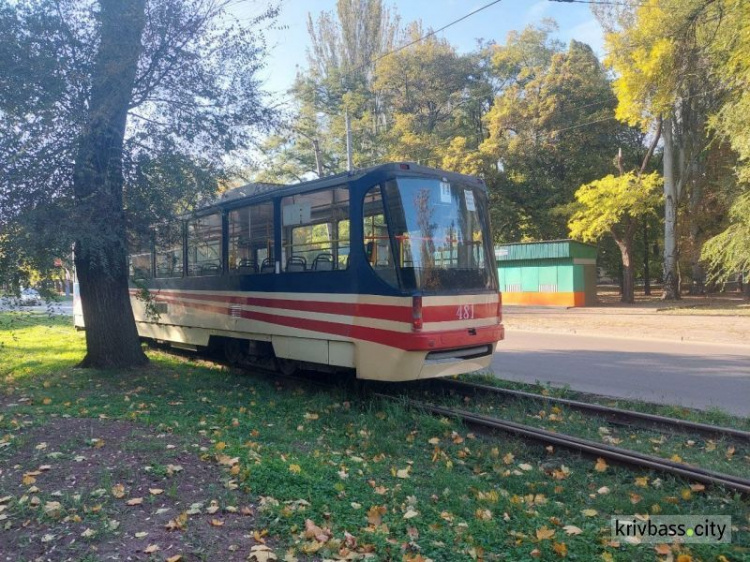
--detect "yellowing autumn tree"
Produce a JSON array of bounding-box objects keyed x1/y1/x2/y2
[
  {"x1": 568, "y1": 172, "x2": 662, "y2": 303},
  {"x1": 604, "y1": 0, "x2": 724, "y2": 299}
]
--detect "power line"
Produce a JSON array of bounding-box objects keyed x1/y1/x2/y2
[
  {"x1": 549, "y1": 0, "x2": 643, "y2": 6},
  {"x1": 360, "y1": 0, "x2": 504, "y2": 73}
]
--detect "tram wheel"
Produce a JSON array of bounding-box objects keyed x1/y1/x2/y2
[{"x1": 223, "y1": 338, "x2": 248, "y2": 366}]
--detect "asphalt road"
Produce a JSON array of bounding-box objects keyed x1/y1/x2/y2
[{"x1": 492, "y1": 331, "x2": 750, "y2": 417}]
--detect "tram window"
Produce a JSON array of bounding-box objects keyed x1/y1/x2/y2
[
  {"x1": 363, "y1": 186, "x2": 397, "y2": 286},
  {"x1": 187, "y1": 213, "x2": 222, "y2": 276},
  {"x1": 154, "y1": 222, "x2": 183, "y2": 278},
  {"x1": 281, "y1": 187, "x2": 349, "y2": 271},
  {"x1": 128, "y1": 231, "x2": 152, "y2": 281},
  {"x1": 228, "y1": 201, "x2": 275, "y2": 274}
]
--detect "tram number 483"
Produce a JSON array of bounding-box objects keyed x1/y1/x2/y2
[{"x1": 456, "y1": 304, "x2": 475, "y2": 320}]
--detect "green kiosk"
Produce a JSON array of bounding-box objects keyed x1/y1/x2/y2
[{"x1": 496, "y1": 240, "x2": 598, "y2": 307}]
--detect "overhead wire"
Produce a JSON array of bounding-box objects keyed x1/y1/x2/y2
[{"x1": 272, "y1": 0, "x2": 722, "y2": 172}]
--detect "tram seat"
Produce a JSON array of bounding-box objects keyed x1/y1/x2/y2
[
  {"x1": 199, "y1": 262, "x2": 221, "y2": 275},
  {"x1": 312, "y1": 253, "x2": 334, "y2": 271},
  {"x1": 286, "y1": 256, "x2": 307, "y2": 272},
  {"x1": 260, "y1": 258, "x2": 275, "y2": 273},
  {"x1": 237, "y1": 259, "x2": 257, "y2": 274}
]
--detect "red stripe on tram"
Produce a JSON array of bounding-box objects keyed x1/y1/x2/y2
[{"x1": 148, "y1": 294, "x2": 502, "y2": 351}]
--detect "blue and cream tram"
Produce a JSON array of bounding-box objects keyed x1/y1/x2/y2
[{"x1": 106, "y1": 163, "x2": 503, "y2": 380}]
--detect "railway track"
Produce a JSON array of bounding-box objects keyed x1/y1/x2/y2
[
  {"x1": 381, "y1": 394, "x2": 750, "y2": 495},
  {"x1": 156, "y1": 346, "x2": 750, "y2": 494},
  {"x1": 431, "y1": 378, "x2": 750, "y2": 442}
]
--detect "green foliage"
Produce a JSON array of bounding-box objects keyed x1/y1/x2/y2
[
  {"x1": 568, "y1": 172, "x2": 662, "y2": 243},
  {"x1": 701, "y1": 191, "x2": 750, "y2": 281},
  {"x1": 482, "y1": 33, "x2": 643, "y2": 240},
  {"x1": 0, "y1": 0, "x2": 278, "y2": 285},
  {"x1": 255, "y1": 0, "x2": 400, "y2": 182},
  {"x1": 706, "y1": 0, "x2": 750, "y2": 181},
  {"x1": 373, "y1": 25, "x2": 475, "y2": 164}
]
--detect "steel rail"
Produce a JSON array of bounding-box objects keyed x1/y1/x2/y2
[
  {"x1": 434, "y1": 379, "x2": 750, "y2": 442},
  {"x1": 155, "y1": 346, "x2": 749, "y2": 493},
  {"x1": 382, "y1": 395, "x2": 750, "y2": 494}
]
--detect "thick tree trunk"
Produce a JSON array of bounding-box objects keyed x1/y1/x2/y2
[
  {"x1": 72, "y1": 0, "x2": 148, "y2": 368},
  {"x1": 661, "y1": 118, "x2": 681, "y2": 300},
  {"x1": 615, "y1": 238, "x2": 635, "y2": 304}
]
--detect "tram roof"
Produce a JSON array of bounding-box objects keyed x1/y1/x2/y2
[{"x1": 194, "y1": 162, "x2": 486, "y2": 216}]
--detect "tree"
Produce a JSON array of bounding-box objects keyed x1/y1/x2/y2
[
  {"x1": 0, "y1": 0, "x2": 278, "y2": 367},
  {"x1": 256, "y1": 0, "x2": 401, "y2": 182},
  {"x1": 603, "y1": 0, "x2": 727, "y2": 299},
  {"x1": 373, "y1": 23, "x2": 476, "y2": 165},
  {"x1": 701, "y1": 192, "x2": 750, "y2": 299},
  {"x1": 568, "y1": 171, "x2": 662, "y2": 303},
  {"x1": 481, "y1": 30, "x2": 641, "y2": 240}
]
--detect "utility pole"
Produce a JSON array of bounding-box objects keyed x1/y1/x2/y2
[{"x1": 345, "y1": 108, "x2": 353, "y2": 172}]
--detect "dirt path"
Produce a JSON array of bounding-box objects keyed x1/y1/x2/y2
[{"x1": 503, "y1": 293, "x2": 750, "y2": 347}]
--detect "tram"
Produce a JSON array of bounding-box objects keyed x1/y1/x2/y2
[{"x1": 81, "y1": 163, "x2": 504, "y2": 381}]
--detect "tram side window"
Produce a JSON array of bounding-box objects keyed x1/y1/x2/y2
[
  {"x1": 228, "y1": 201, "x2": 275, "y2": 274},
  {"x1": 128, "y1": 231, "x2": 152, "y2": 281},
  {"x1": 155, "y1": 222, "x2": 183, "y2": 278},
  {"x1": 281, "y1": 187, "x2": 349, "y2": 272},
  {"x1": 187, "y1": 213, "x2": 222, "y2": 276},
  {"x1": 363, "y1": 185, "x2": 397, "y2": 286}
]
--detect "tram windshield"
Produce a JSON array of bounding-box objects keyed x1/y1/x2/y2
[{"x1": 383, "y1": 177, "x2": 497, "y2": 292}]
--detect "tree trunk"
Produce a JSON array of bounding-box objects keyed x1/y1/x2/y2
[
  {"x1": 688, "y1": 172, "x2": 705, "y2": 295},
  {"x1": 72, "y1": 0, "x2": 148, "y2": 368},
  {"x1": 661, "y1": 118, "x2": 681, "y2": 300},
  {"x1": 615, "y1": 238, "x2": 635, "y2": 304}
]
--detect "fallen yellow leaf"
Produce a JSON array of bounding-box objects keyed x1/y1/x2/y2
[
  {"x1": 536, "y1": 526, "x2": 555, "y2": 540},
  {"x1": 43, "y1": 501, "x2": 62, "y2": 518},
  {"x1": 594, "y1": 458, "x2": 608, "y2": 472},
  {"x1": 395, "y1": 467, "x2": 411, "y2": 479},
  {"x1": 249, "y1": 544, "x2": 277, "y2": 562},
  {"x1": 367, "y1": 505, "x2": 386, "y2": 526},
  {"x1": 126, "y1": 497, "x2": 143, "y2": 506}
]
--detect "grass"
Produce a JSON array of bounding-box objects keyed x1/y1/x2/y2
[
  {"x1": 419, "y1": 374, "x2": 750, "y2": 480},
  {"x1": 1, "y1": 312, "x2": 749, "y2": 561}
]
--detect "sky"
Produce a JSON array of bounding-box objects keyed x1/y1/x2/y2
[{"x1": 233, "y1": 0, "x2": 606, "y2": 98}]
